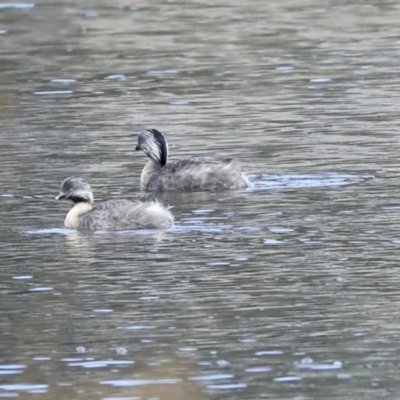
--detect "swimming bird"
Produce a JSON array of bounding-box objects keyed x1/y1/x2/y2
[
  {"x1": 135, "y1": 129, "x2": 250, "y2": 191},
  {"x1": 55, "y1": 176, "x2": 174, "y2": 230}
]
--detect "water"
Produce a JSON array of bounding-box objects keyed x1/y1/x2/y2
[{"x1": 1, "y1": 0, "x2": 400, "y2": 398}]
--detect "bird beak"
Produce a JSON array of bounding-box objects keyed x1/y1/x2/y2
[
  {"x1": 135, "y1": 145, "x2": 141, "y2": 151},
  {"x1": 55, "y1": 193, "x2": 66, "y2": 200}
]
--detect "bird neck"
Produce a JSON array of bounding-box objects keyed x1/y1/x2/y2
[
  {"x1": 141, "y1": 159, "x2": 163, "y2": 189},
  {"x1": 64, "y1": 201, "x2": 92, "y2": 229}
]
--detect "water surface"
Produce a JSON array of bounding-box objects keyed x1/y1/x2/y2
[{"x1": 1, "y1": 0, "x2": 400, "y2": 399}]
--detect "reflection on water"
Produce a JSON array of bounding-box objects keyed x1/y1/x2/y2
[{"x1": 2, "y1": 0, "x2": 400, "y2": 398}]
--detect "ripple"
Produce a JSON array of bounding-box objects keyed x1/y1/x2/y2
[
  {"x1": 0, "y1": 365, "x2": 25, "y2": 370},
  {"x1": 100, "y1": 379, "x2": 180, "y2": 387},
  {"x1": 337, "y1": 373, "x2": 352, "y2": 380},
  {"x1": 105, "y1": 74, "x2": 126, "y2": 80},
  {"x1": 51, "y1": 79, "x2": 76, "y2": 84},
  {"x1": 179, "y1": 346, "x2": 197, "y2": 352},
  {"x1": 207, "y1": 383, "x2": 247, "y2": 390},
  {"x1": 0, "y1": 384, "x2": 48, "y2": 392},
  {"x1": 274, "y1": 376, "x2": 302, "y2": 382},
  {"x1": 12, "y1": 275, "x2": 32, "y2": 280},
  {"x1": 263, "y1": 239, "x2": 284, "y2": 245},
  {"x1": 117, "y1": 325, "x2": 156, "y2": 330},
  {"x1": 207, "y1": 261, "x2": 230, "y2": 266},
  {"x1": 0, "y1": 371, "x2": 22, "y2": 375},
  {"x1": 216, "y1": 360, "x2": 230, "y2": 367},
  {"x1": 310, "y1": 77, "x2": 332, "y2": 83},
  {"x1": 24, "y1": 228, "x2": 79, "y2": 235},
  {"x1": 0, "y1": 3, "x2": 34, "y2": 9},
  {"x1": 245, "y1": 366, "x2": 272, "y2": 373},
  {"x1": 276, "y1": 65, "x2": 294, "y2": 71},
  {"x1": 103, "y1": 397, "x2": 140, "y2": 400},
  {"x1": 189, "y1": 374, "x2": 234, "y2": 381},
  {"x1": 170, "y1": 100, "x2": 189, "y2": 106},
  {"x1": 172, "y1": 224, "x2": 232, "y2": 234},
  {"x1": 147, "y1": 69, "x2": 178, "y2": 75},
  {"x1": 85, "y1": 11, "x2": 98, "y2": 18},
  {"x1": 76, "y1": 346, "x2": 86, "y2": 354},
  {"x1": 295, "y1": 359, "x2": 343, "y2": 370},
  {"x1": 255, "y1": 350, "x2": 284, "y2": 356},
  {"x1": 33, "y1": 90, "x2": 73, "y2": 95},
  {"x1": 29, "y1": 287, "x2": 53, "y2": 292},
  {"x1": 68, "y1": 360, "x2": 134, "y2": 369},
  {"x1": 192, "y1": 208, "x2": 215, "y2": 214},
  {"x1": 268, "y1": 227, "x2": 294, "y2": 233},
  {"x1": 248, "y1": 173, "x2": 372, "y2": 191},
  {"x1": 239, "y1": 338, "x2": 256, "y2": 343},
  {"x1": 139, "y1": 296, "x2": 159, "y2": 300}
]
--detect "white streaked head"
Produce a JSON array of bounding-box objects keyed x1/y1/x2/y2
[
  {"x1": 136, "y1": 129, "x2": 169, "y2": 166},
  {"x1": 56, "y1": 176, "x2": 94, "y2": 204}
]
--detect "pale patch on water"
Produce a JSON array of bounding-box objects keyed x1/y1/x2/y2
[
  {"x1": 100, "y1": 379, "x2": 181, "y2": 387},
  {"x1": 117, "y1": 325, "x2": 156, "y2": 330},
  {"x1": 207, "y1": 383, "x2": 247, "y2": 390},
  {"x1": 147, "y1": 69, "x2": 179, "y2": 75},
  {"x1": 171, "y1": 224, "x2": 233, "y2": 234},
  {"x1": 189, "y1": 374, "x2": 234, "y2": 381},
  {"x1": 51, "y1": 79, "x2": 76, "y2": 84},
  {"x1": 273, "y1": 376, "x2": 302, "y2": 382},
  {"x1": 33, "y1": 90, "x2": 73, "y2": 95},
  {"x1": 247, "y1": 173, "x2": 373, "y2": 191},
  {"x1": 310, "y1": 77, "x2": 332, "y2": 83},
  {"x1": 295, "y1": 358, "x2": 343, "y2": 370},
  {"x1": 0, "y1": 3, "x2": 34, "y2": 8},
  {"x1": 12, "y1": 275, "x2": 32, "y2": 280},
  {"x1": 105, "y1": 74, "x2": 127, "y2": 80},
  {"x1": 102, "y1": 397, "x2": 140, "y2": 400},
  {"x1": 0, "y1": 384, "x2": 48, "y2": 393},
  {"x1": 255, "y1": 350, "x2": 284, "y2": 356},
  {"x1": 68, "y1": 360, "x2": 134, "y2": 369},
  {"x1": 0, "y1": 370, "x2": 22, "y2": 376},
  {"x1": 24, "y1": 228, "x2": 75, "y2": 235},
  {"x1": 24, "y1": 228, "x2": 169, "y2": 236},
  {"x1": 0, "y1": 365, "x2": 25, "y2": 377},
  {"x1": 245, "y1": 366, "x2": 272, "y2": 373},
  {"x1": 28, "y1": 287, "x2": 53, "y2": 292}
]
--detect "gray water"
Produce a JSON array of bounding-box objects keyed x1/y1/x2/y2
[{"x1": 1, "y1": 0, "x2": 400, "y2": 399}]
